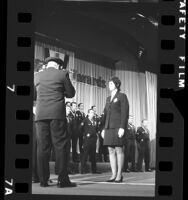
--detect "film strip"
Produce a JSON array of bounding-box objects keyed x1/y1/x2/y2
[{"x1": 4, "y1": 0, "x2": 185, "y2": 199}]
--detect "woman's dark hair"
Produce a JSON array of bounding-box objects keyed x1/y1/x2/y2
[{"x1": 109, "y1": 76, "x2": 121, "y2": 91}]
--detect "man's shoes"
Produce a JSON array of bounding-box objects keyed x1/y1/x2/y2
[
  {"x1": 40, "y1": 182, "x2": 49, "y2": 187},
  {"x1": 57, "y1": 181, "x2": 77, "y2": 188}
]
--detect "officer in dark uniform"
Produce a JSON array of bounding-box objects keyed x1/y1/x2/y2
[
  {"x1": 76, "y1": 103, "x2": 86, "y2": 155},
  {"x1": 34, "y1": 57, "x2": 76, "y2": 188},
  {"x1": 80, "y1": 109, "x2": 101, "y2": 174},
  {"x1": 98, "y1": 113, "x2": 109, "y2": 162},
  {"x1": 124, "y1": 115, "x2": 136, "y2": 172},
  {"x1": 91, "y1": 105, "x2": 102, "y2": 162},
  {"x1": 136, "y1": 119, "x2": 152, "y2": 172},
  {"x1": 69, "y1": 102, "x2": 79, "y2": 162}
]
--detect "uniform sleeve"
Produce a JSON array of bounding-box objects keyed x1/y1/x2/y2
[
  {"x1": 136, "y1": 127, "x2": 142, "y2": 143},
  {"x1": 120, "y1": 93, "x2": 129, "y2": 129},
  {"x1": 63, "y1": 72, "x2": 76, "y2": 98}
]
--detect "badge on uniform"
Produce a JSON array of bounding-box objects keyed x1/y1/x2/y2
[
  {"x1": 113, "y1": 98, "x2": 118, "y2": 103},
  {"x1": 87, "y1": 133, "x2": 90, "y2": 137}
]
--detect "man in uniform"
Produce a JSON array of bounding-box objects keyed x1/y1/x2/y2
[
  {"x1": 98, "y1": 113, "x2": 109, "y2": 162},
  {"x1": 34, "y1": 57, "x2": 76, "y2": 188},
  {"x1": 76, "y1": 103, "x2": 86, "y2": 155},
  {"x1": 136, "y1": 119, "x2": 152, "y2": 172},
  {"x1": 124, "y1": 115, "x2": 136, "y2": 172},
  {"x1": 91, "y1": 105, "x2": 102, "y2": 162},
  {"x1": 80, "y1": 109, "x2": 101, "y2": 174},
  {"x1": 69, "y1": 102, "x2": 79, "y2": 162}
]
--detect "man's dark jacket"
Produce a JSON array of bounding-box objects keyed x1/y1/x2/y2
[{"x1": 34, "y1": 68, "x2": 75, "y2": 121}]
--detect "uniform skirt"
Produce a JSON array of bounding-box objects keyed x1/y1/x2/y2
[{"x1": 103, "y1": 128, "x2": 125, "y2": 146}]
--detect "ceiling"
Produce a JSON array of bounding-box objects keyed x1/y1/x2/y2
[{"x1": 35, "y1": 0, "x2": 159, "y2": 72}]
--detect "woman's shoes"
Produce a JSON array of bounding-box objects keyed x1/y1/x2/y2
[
  {"x1": 106, "y1": 177, "x2": 116, "y2": 182},
  {"x1": 114, "y1": 176, "x2": 123, "y2": 183},
  {"x1": 106, "y1": 175, "x2": 123, "y2": 183}
]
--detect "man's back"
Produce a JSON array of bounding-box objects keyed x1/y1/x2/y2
[{"x1": 34, "y1": 68, "x2": 75, "y2": 121}]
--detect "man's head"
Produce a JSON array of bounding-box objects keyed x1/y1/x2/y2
[
  {"x1": 66, "y1": 101, "x2": 71, "y2": 107},
  {"x1": 91, "y1": 105, "x2": 97, "y2": 113},
  {"x1": 88, "y1": 109, "x2": 95, "y2": 119},
  {"x1": 71, "y1": 102, "x2": 77, "y2": 112},
  {"x1": 45, "y1": 57, "x2": 64, "y2": 70},
  {"x1": 78, "y1": 103, "x2": 84, "y2": 111},
  {"x1": 142, "y1": 119, "x2": 148, "y2": 128}
]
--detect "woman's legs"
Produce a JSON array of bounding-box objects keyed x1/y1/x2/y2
[
  {"x1": 115, "y1": 146, "x2": 124, "y2": 180},
  {"x1": 108, "y1": 146, "x2": 117, "y2": 179}
]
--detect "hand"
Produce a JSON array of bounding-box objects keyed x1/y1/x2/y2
[
  {"x1": 101, "y1": 130, "x2": 105, "y2": 139},
  {"x1": 118, "y1": 128, "x2": 124, "y2": 138},
  {"x1": 68, "y1": 70, "x2": 74, "y2": 80}
]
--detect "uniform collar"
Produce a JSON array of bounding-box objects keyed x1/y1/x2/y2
[
  {"x1": 141, "y1": 125, "x2": 148, "y2": 133},
  {"x1": 70, "y1": 110, "x2": 76, "y2": 115},
  {"x1": 110, "y1": 91, "x2": 119, "y2": 102}
]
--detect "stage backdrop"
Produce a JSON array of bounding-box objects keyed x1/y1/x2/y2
[
  {"x1": 115, "y1": 61, "x2": 157, "y2": 167},
  {"x1": 34, "y1": 41, "x2": 157, "y2": 167}
]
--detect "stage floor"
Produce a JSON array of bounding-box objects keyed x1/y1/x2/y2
[{"x1": 32, "y1": 171, "x2": 155, "y2": 196}]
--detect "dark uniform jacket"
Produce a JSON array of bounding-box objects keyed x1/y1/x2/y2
[
  {"x1": 98, "y1": 114, "x2": 104, "y2": 133},
  {"x1": 34, "y1": 68, "x2": 75, "y2": 121},
  {"x1": 76, "y1": 110, "x2": 86, "y2": 133},
  {"x1": 81, "y1": 118, "x2": 98, "y2": 140},
  {"x1": 136, "y1": 126, "x2": 150, "y2": 143},
  {"x1": 76, "y1": 110, "x2": 85, "y2": 125},
  {"x1": 68, "y1": 110, "x2": 78, "y2": 131},
  {"x1": 103, "y1": 92, "x2": 129, "y2": 130},
  {"x1": 126, "y1": 123, "x2": 136, "y2": 140},
  {"x1": 66, "y1": 113, "x2": 73, "y2": 137}
]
